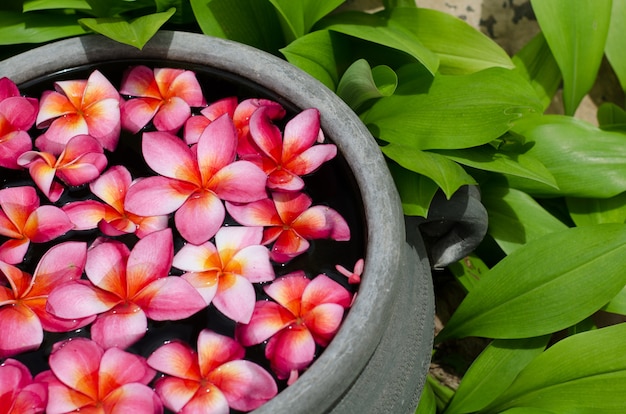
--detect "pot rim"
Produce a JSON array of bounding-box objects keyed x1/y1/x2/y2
[{"x1": 0, "y1": 31, "x2": 407, "y2": 412}]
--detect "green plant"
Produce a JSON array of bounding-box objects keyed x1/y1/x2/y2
[{"x1": 2, "y1": 0, "x2": 626, "y2": 413}]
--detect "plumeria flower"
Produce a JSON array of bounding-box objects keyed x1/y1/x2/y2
[
  {"x1": 172, "y1": 226, "x2": 275, "y2": 323},
  {"x1": 62, "y1": 165, "x2": 169, "y2": 238},
  {"x1": 0, "y1": 241, "x2": 92, "y2": 358},
  {"x1": 18, "y1": 134, "x2": 108, "y2": 202},
  {"x1": 0, "y1": 186, "x2": 73, "y2": 264},
  {"x1": 335, "y1": 258, "x2": 364, "y2": 285},
  {"x1": 46, "y1": 229, "x2": 206, "y2": 349},
  {"x1": 36, "y1": 338, "x2": 161, "y2": 414},
  {"x1": 147, "y1": 329, "x2": 277, "y2": 413},
  {"x1": 35, "y1": 70, "x2": 121, "y2": 154},
  {"x1": 0, "y1": 358, "x2": 47, "y2": 414},
  {"x1": 125, "y1": 115, "x2": 268, "y2": 245},
  {"x1": 246, "y1": 107, "x2": 336, "y2": 191},
  {"x1": 227, "y1": 191, "x2": 350, "y2": 263},
  {"x1": 0, "y1": 77, "x2": 38, "y2": 170},
  {"x1": 120, "y1": 65, "x2": 206, "y2": 133},
  {"x1": 236, "y1": 272, "x2": 352, "y2": 380}
]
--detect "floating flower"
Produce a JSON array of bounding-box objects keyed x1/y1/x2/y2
[
  {"x1": 0, "y1": 358, "x2": 47, "y2": 414},
  {"x1": 0, "y1": 77, "x2": 38, "y2": 170},
  {"x1": 173, "y1": 226, "x2": 275, "y2": 323},
  {"x1": 125, "y1": 115, "x2": 268, "y2": 245},
  {"x1": 62, "y1": 165, "x2": 169, "y2": 238},
  {"x1": 0, "y1": 186, "x2": 73, "y2": 264},
  {"x1": 46, "y1": 229, "x2": 206, "y2": 349},
  {"x1": 227, "y1": 191, "x2": 350, "y2": 263},
  {"x1": 147, "y1": 329, "x2": 277, "y2": 413},
  {"x1": 36, "y1": 338, "x2": 161, "y2": 414},
  {"x1": 120, "y1": 65, "x2": 206, "y2": 133},
  {"x1": 18, "y1": 134, "x2": 107, "y2": 202},
  {"x1": 246, "y1": 107, "x2": 336, "y2": 191},
  {"x1": 35, "y1": 70, "x2": 121, "y2": 154},
  {"x1": 236, "y1": 272, "x2": 352, "y2": 380},
  {"x1": 336, "y1": 258, "x2": 364, "y2": 285},
  {"x1": 0, "y1": 241, "x2": 91, "y2": 358}
]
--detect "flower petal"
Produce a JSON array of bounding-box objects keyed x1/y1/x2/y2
[
  {"x1": 174, "y1": 191, "x2": 224, "y2": 245},
  {"x1": 133, "y1": 276, "x2": 206, "y2": 320},
  {"x1": 160, "y1": 68, "x2": 206, "y2": 107},
  {"x1": 196, "y1": 114, "x2": 237, "y2": 180},
  {"x1": 270, "y1": 228, "x2": 310, "y2": 263},
  {"x1": 62, "y1": 200, "x2": 112, "y2": 230},
  {"x1": 182, "y1": 384, "x2": 230, "y2": 414},
  {"x1": 153, "y1": 96, "x2": 191, "y2": 132},
  {"x1": 0, "y1": 130, "x2": 32, "y2": 169},
  {"x1": 0, "y1": 238, "x2": 30, "y2": 264},
  {"x1": 284, "y1": 144, "x2": 337, "y2": 176},
  {"x1": 23, "y1": 205, "x2": 73, "y2": 243},
  {"x1": 249, "y1": 108, "x2": 283, "y2": 163},
  {"x1": 102, "y1": 383, "x2": 162, "y2": 414},
  {"x1": 35, "y1": 113, "x2": 89, "y2": 154},
  {"x1": 48, "y1": 337, "x2": 102, "y2": 400},
  {"x1": 147, "y1": 341, "x2": 201, "y2": 381},
  {"x1": 0, "y1": 186, "x2": 38, "y2": 230},
  {"x1": 85, "y1": 239, "x2": 128, "y2": 294},
  {"x1": 83, "y1": 98, "x2": 121, "y2": 151},
  {"x1": 99, "y1": 347, "x2": 155, "y2": 396},
  {"x1": 120, "y1": 97, "x2": 161, "y2": 134},
  {"x1": 30, "y1": 241, "x2": 87, "y2": 295},
  {"x1": 153, "y1": 376, "x2": 200, "y2": 413},
  {"x1": 90, "y1": 165, "x2": 132, "y2": 212},
  {"x1": 181, "y1": 271, "x2": 219, "y2": 305},
  {"x1": 209, "y1": 360, "x2": 277, "y2": 412},
  {"x1": 208, "y1": 160, "x2": 268, "y2": 203},
  {"x1": 173, "y1": 241, "x2": 220, "y2": 273},
  {"x1": 264, "y1": 271, "x2": 309, "y2": 314},
  {"x1": 273, "y1": 191, "x2": 311, "y2": 224},
  {"x1": 46, "y1": 280, "x2": 119, "y2": 319},
  {"x1": 213, "y1": 273, "x2": 256, "y2": 323},
  {"x1": 0, "y1": 305, "x2": 43, "y2": 358},
  {"x1": 229, "y1": 244, "x2": 275, "y2": 283},
  {"x1": 126, "y1": 228, "x2": 173, "y2": 297},
  {"x1": 265, "y1": 324, "x2": 316, "y2": 379},
  {"x1": 37, "y1": 370, "x2": 95, "y2": 413},
  {"x1": 302, "y1": 274, "x2": 352, "y2": 310},
  {"x1": 120, "y1": 65, "x2": 161, "y2": 98},
  {"x1": 125, "y1": 176, "x2": 196, "y2": 216},
  {"x1": 10, "y1": 381, "x2": 48, "y2": 414},
  {"x1": 35, "y1": 90, "x2": 76, "y2": 128},
  {"x1": 141, "y1": 131, "x2": 201, "y2": 184},
  {"x1": 267, "y1": 169, "x2": 305, "y2": 192},
  {"x1": 293, "y1": 205, "x2": 351, "y2": 241},
  {"x1": 91, "y1": 304, "x2": 148, "y2": 349},
  {"x1": 225, "y1": 198, "x2": 282, "y2": 227},
  {"x1": 282, "y1": 108, "x2": 321, "y2": 160},
  {"x1": 197, "y1": 330, "x2": 245, "y2": 377},
  {"x1": 303, "y1": 302, "x2": 346, "y2": 347},
  {"x1": 235, "y1": 301, "x2": 295, "y2": 347}
]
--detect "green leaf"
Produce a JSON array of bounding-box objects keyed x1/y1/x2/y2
[
  {"x1": 387, "y1": 161, "x2": 439, "y2": 217},
  {"x1": 362, "y1": 67, "x2": 542, "y2": 150},
  {"x1": 605, "y1": 0, "x2": 626, "y2": 92},
  {"x1": 415, "y1": 378, "x2": 437, "y2": 414},
  {"x1": 566, "y1": 192, "x2": 626, "y2": 227},
  {"x1": 481, "y1": 186, "x2": 567, "y2": 255},
  {"x1": 512, "y1": 32, "x2": 561, "y2": 110},
  {"x1": 0, "y1": 10, "x2": 89, "y2": 45},
  {"x1": 530, "y1": 0, "x2": 612, "y2": 115},
  {"x1": 268, "y1": 0, "x2": 344, "y2": 40},
  {"x1": 79, "y1": 8, "x2": 175, "y2": 49},
  {"x1": 155, "y1": 0, "x2": 196, "y2": 25},
  {"x1": 444, "y1": 336, "x2": 550, "y2": 414},
  {"x1": 509, "y1": 115, "x2": 626, "y2": 198},
  {"x1": 84, "y1": 0, "x2": 154, "y2": 17},
  {"x1": 481, "y1": 323, "x2": 626, "y2": 413},
  {"x1": 448, "y1": 254, "x2": 490, "y2": 293},
  {"x1": 427, "y1": 374, "x2": 455, "y2": 411},
  {"x1": 389, "y1": 7, "x2": 514, "y2": 75},
  {"x1": 320, "y1": 11, "x2": 439, "y2": 75},
  {"x1": 381, "y1": 144, "x2": 476, "y2": 200},
  {"x1": 23, "y1": 0, "x2": 91, "y2": 11},
  {"x1": 603, "y1": 285, "x2": 626, "y2": 315},
  {"x1": 597, "y1": 102, "x2": 626, "y2": 132},
  {"x1": 437, "y1": 224, "x2": 626, "y2": 341},
  {"x1": 190, "y1": 0, "x2": 285, "y2": 54},
  {"x1": 433, "y1": 146, "x2": 556, "y2": 189},
  {"x1": 336, "y1": 59, "x2": 397, "y2": 111},
  {"x1": 383, "y1": 0, "x2": 416, "y2": 8}
]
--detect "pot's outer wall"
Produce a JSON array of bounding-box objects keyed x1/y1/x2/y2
[{"x1": 0, "y1": 32, "x2": 434, "y2": 413}]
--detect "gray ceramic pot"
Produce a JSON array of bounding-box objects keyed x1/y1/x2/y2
[{"x1": 0, "y1": 32, "x2": 435, "y2": 413}]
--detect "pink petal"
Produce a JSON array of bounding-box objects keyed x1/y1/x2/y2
[
  {"x1": 183, "y1": 114, "x2": 211, "y2": 145},
  {"x1": 174, "y1": 190, "x2": 224, "y2": 244},
  {"x1": 0, "y1": 358, "x2": 31, "y2": 392},
  {"x1": 213, "y1": 273, "x2": 256, "y2": 323},
  {"x1": 196, "y1": 114, "x2": 237, "y2": 180},
  {"x1": 98, "y1": 217, "x2": 136, "y2": 236},
  {"x1": 147, "y1": 341, "x2": 201, "y2": 380},
  {"x1": 235, "y1": 301, "x2": 295, "y2": 347},
  {"x1": 62, "y1": 200, "x2": 112, "y2": 230},
  {"x1": 120, "y1": 65, "x2": 161, "y2": 98},
  {"x1": 181, "y1": 384, "x2": 229, "y2": 414},
  {"x1": 0, "y1": 130, "x2": 32, "y2": 169},
  {"x1": 153, "y1": 96, "x2": 191, "y2": 132},
  {"x1": 24, "y1": 205, "x2": 73, "y2": 242},
  {"x1": 265, "y1": 324, "x2": 316, "y2": 379},
  {"x1": 34, "y1": 302, "x2": 96, "y2": 333},
  {"x1": 249, "y1": 108, "x2": 283, "y2": 163},
  {"x1": 208, "y1": 160, "x2": 268, "y2": 203},
  {"x1": 141, "y1": 131, "x2": 201, "y2": 184},
  {"x1": 226, "y1": 198, "x2": 282, "y2": 227},
  {"x1": 303, "y1": 302, "x2": 346, "y2": 347},
  {"x1": 133, "y1": 276, "x2": 206, "y2": 320},
  {"x1": 124, "y1": 176, "x2": 196, "y2": 216},
  {"x1": 302, "y1": 274, "x2": 352, "y2": 310},
  {"x1": 181, "y1": 271, "x2": 219, "y2": 305},
  {"x1": 0, "y1": 238, "x2": 30, "y2": 264},
  {"x1": 83, "y1": 98, "x2": 121, "y2": 151},
  {"x1": 48, "y1": 337, "x2": 102, "y2": 400},
  {"x1": 18, "y1": 155, "x2": 59, "y2": 201},
  {"x1": 209, "y1": 360, "x2": 277, "y2": 412},
  {"x1": 98, "y1": 347, "x2": 155, "y2": 396},
  {"x1": 0, "y1": 305, "x2": 43, "y2": 358},
  {"x1": 133, "y1": 214, "x2": 170, "y2": 238},
  {"x1": 160, "y1": 68, "x2": 206, "y2": 107},
  {"x1": 46, "y1": 280, "x2": 120, "y2": 319},
  {"x1": 0, "y1": 96, "x2": 38, "y2": 129},
  {"x1": 264, "y1": 271, "x2": 309, "y2": 313},
  {"x1": 120, "y1": 97, "x2": 161, "y2": 133},
  {"x1": 267, "y1": 168, "x2": 305, "y2": 192},
  {"x1": 9, "y1": 381, "x2": 48, "y2": 414},
  {"x1": 37, "y1": 370, "x2": 95, "y2": 413},
  {"x1": 282, "y1": 108, "x2": 321, "y2": 159},
  {"x1": 201, "y1": 97, "x2": 237, "y2": 121},
  {"x1": 273, "y1": 191, "x2": 311, "y2": 224},
  {"x1": 82, "y1": 70, "x2": 120, "y2": 103},
  {"x1": 85, "y1": 239, "x2": 129, "y2": 294},
  {"x1": 91, "y1": 304, "x2": 148, "y2": 349},
  {"x1": 215, "y1": 223, "x2": 263, "y2": 253},
  {"x1": 102, "y1": 383, "x2": 162, "y2": 414},
  {"x1": 0, "y1": 77, "x2": 20, "y2": 99},
  {"x1": 125, "y1": 228, "x2": 173, "y2": 297},
  {"x1": 270, "y1": 228, "x2": 310, "y2": 263},
  {"x1": 90, "y1": 165, "x2": 132, "y2": 212},
  {"x1": 293, "y1": 205, "x2": 351, "y2": 241},
  {"x1": 35, "y1": 90, "x2": 76, "y2": 128},
  {"x1": 228, "y1": 245, "x2": 275, "y2": 283},
  {"x1": 153, "y1": 376, "x2": 200, "y2": 413},
  {"x1": 30, "y1": 241, "x2": 87, "y2": 295},
  {"x1": 173, "y1": 242, "x2": 220, "y2": 273},
  {"x1": 0, "y1": 186, "x2": 38, "y2": 227},
  {"x1": 196, "y1": 330, "x2": 245, "y2": 377},
  {"x1": 35, "y1": 113, "x2": 89, "y2": 154},
  {"x1": 284, "y1": 144, "x2": 337, "y2": 176}
]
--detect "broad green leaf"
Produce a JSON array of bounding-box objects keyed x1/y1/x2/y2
[
  {"x1": 336, "y1": 59, "x2": 397, "y2": 111},
  {"x1": 444, "y1": 336, "x2": 549, "y2": 414},
  {"x1": 0, "y1": 10, "x2": 88, "y2": 45},
  {"x1": 427, "y1": 374, "x2": 455, "y2": 411},
  {"x1": 79, "y1": 8, "x2": 175, "y2": 49},
  {"x1": 531, "y1": 0, "x2": 612, "y2": 115},
  {"x1": 415, "y1": 378, "x2": 437, "y2": 414},
  {"x1": 433, "y1": 146, "x2": 556, "y2": 189},
  {"x1": 362, "y1": 67, "x2": 542, "y2": 150},
  {"x1": 190, "y1": 0, "x2": 285, "y2": 54},
  {"x1": 481, "y1": 323, "x2": 626, "y2": 413},
  {"x1": 605, "y1": 0, "x2": 626, "y2": 92},
  {"x1": 387, "y1": 161, "x2": 439, "y2": 217},
  {"x1": 509, "y1": 115, "x2": 626, "y2": 198},
  {"x1": 155, "y1": 0, "x2": 196, "y2": 25},
  {"x1": 437, "y1": 224, "x2": 626, "y2": 341},
  {"x1": 481, "y1": 186, "x2": 567, "y2": 255},
  {"x1": 268, "y1": 0, "x2": 344, "y2": 40},
  {"x1": 383, "y1": 0, "x2": 416, "y2": 8},
  {"x1": 597, "y1": 102, "x2": 626, "y2": 132},
  {"x1": 23, "y1": 0, "x2": 91, "y2": 11},
  {"x1": 84, "y1": 0, "x2": 154, "y2": 17},
  {"x1": 382, "y1": 144, "x2": 476, "y2": 199},
  {"x1": 603, "y1": 285, "x2": 626, "y2": 315},
  {"x1": 566, "y1": 193, "x2": 626, "y2": 227},
  {"x1": 320, "y1": 11, "x2": 439, "y2": 75},
  {"x1": 513, "y1": 32, "x2": 561, "y2": 110},
  {"x1": 500, "y1": 409, "x2": 556, "y2": 414},
  {"x1": 448, "y1": 254, "x2": 490, "y2": 292},
  {"x1": 389, "y1": 7, "x2": 514, "y2": 75}
]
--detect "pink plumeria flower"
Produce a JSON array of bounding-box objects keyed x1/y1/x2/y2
[
  {"x1": 36, "y1": 338, "x2": 161, "y2": 414},
  {"x1": 335, "y1": 258, "x2": 364, "y2": 285},
  {"x1": 236, "y1": 272, "x2": 352, "y2": 380},
  {"x1": 125, "y1": 115, "x2": 268, "y2": 245},
  {"x1": 46, "y1": 229, "x2": 206, "y2": 349},
  {"x1": 0, "y1": 77, "x2": 38, "y2": 170},
  {"x1": 0, "y1": 186, "x2": 73, "y2": 264},
  {"x1": 120, "y1": 65, "x2": 206, "y2": 133},
  {"x1": 62, "y1": 165, "x2": 168, "y2": 238},
  {"x1": 35, "y1": 70, "x2": 121, "y2": 154},
  {"x1": 172, "y1": 226, "x2": 275, "y2": 323},
  {"x1": 0, "y1": 242, "x2": 92, "y2": 358},
  {"x1": 18, "y1": 134, "x2": 107, "y2": 202},
  {"x1": 246, "y1": 107, "x2": 336, "y2": 191},
  {"x1": 147, "y1": 329, "x2": 277, "y2": 413},
  {"x1": 227, "y1": 191, "x2": 350, "y2": 263},
  {"x1": 0, "y1": 358, "x2": 47, "y2": 414}
]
